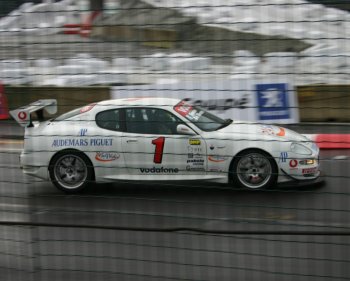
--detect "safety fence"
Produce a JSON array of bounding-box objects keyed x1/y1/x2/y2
[{"x1": 1, "y1": 1, "x2": 350, "y2": 281}]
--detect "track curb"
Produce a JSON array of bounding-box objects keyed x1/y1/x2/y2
[{"x1": 304, "y1": 134, "x2": 350, "y2": 149}]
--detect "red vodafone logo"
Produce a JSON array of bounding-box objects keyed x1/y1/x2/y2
[
  {"x1": 18, "y1": 111, "x2": 27, "y2": 120},
  {"x1": 289, "y1": 159, "x2": 298, "y2": 168}
]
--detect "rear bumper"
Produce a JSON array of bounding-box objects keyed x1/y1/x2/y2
[
  {"x1": 21, "y1": 165, "x2": 49, "y2": 180},
  {"x1": 20, "y1": 151, "x2": 50, "y2": 181}
]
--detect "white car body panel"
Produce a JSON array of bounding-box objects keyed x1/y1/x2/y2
[{"x1": 13, "y1": 97, "x2": 321, "y2": 189}]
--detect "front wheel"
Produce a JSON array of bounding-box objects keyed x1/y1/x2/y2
[
  {"x1": 231, "y1": 150, "x2": 278, "y2": 190},
  {"x1": 49, "y1": 151, "x2": 93, "y2": 193}
]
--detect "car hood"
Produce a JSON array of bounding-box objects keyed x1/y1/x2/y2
[{"x1": 216, "y1": 122, "x2": 308, "y2": 142}]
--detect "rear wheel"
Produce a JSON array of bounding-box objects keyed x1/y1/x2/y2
[
  {"x1": 49, "y1": 151, "x2": 93, "y2": 193},
  {"x1": 231, "y1": 149, "x2": 278, "y2": 190}
]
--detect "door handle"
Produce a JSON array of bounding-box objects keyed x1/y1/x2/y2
[{"x1": 126, "y1": 139, "x2": 138, "y2": 143}]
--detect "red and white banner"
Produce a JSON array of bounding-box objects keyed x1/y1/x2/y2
[{"x1": 0, "y1": 82, "x2": 9, "y2": 120}]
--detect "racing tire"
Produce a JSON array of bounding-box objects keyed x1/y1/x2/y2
[
  {"x1": 49, "y1": 151, "x2": 94, "y2": 193},
  {"x1": 231, "y1": 149, "x2": 278, "y2": 190}
]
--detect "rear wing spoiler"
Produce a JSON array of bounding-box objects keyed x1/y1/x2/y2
[{"x1": 10, "y1": 99, "x2": 57, "y2": 127}]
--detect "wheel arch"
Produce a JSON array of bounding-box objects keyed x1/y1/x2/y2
[
  {"x1": 48, "y1": 148, "x2": 96, "y2": 181},
  {"x1": 228, "y1": 147, "x2": 278, "y2": 182}
]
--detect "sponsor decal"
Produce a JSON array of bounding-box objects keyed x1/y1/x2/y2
[
  {"x1": 80, "y1": 103, "x2": 96, "y2": 113},
  {"x1": 187, "y1": 159, "x2": 204, "y2": 165},
  {"x1": 79, "y1": 128, "x2": 88, "y2": 136},
  {"x1": 289, "y1": 159, "x2": 298, "y2": 168},
  {"x1": 95, "y1": 152, "x2": 120, "y2": 162},
  {"x1": 279, "y1": 152, "x2": 288, "y2": 163},
  {"x1": 188, "y1": 153, "x2": 203, "y2": 159},
  {"x1": 260, "y1": 125, "x2": 286, "y2": 137},
  {"x1": 140, "y1": 167, "x2": 179, "y2": 174},
  {"x1": 209, "y1": 168, "x2": 220, "y2": 172},
  {"x1": 52, "y1": 138, "x2": 113, "y2": 147},
  {"x1": 183, "y1": 96, "x2": 249, "y2": 111},
  {"x1": 186, "y1": 166, "x2": 205, "y2": 172},
  {"x1": 90, "y1": 138, "x2": 113, "y2": 146},
  {"x1": 174, "y1": 101, "x2": 193, "y2": 117},
  {"x1": 189, "y1": 139, "x2": 201, "y2": 145},
  {"x1": 256, "y1": 83, "x2": 291, "y2": 120},
  {"x1": 188, "y1": 146, "x2": 202, "y2": 153},
  {"x1": 302, "y1": 167, "x2": 317, "y2": 174},
  {"x1": 18, "y1": 111, "x2": 27, "y2": 120},
  {"x1": 52, "y1": 139, "x2": 89, "y2": 147},
  {"x1": 260, "y1": 125, "x2": 275, "y2": 135},
  {"x1": 208, "y1": 155, "x2": 227, "y2": 163},
  {"x1": 276, "y1": 127, "x2": 285, "y2": 137},
  {"x1": 187, "y1": 109, "x2": 204, "y2": 121}
]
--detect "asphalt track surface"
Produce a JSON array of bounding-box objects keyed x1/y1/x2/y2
[{"x1": 1, "y1": 123, "x2": 350, "y2": 280}]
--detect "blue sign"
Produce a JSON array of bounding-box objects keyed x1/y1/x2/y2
[{"x1": 256, "y1": 83, "x2": 290, "y2": 120}]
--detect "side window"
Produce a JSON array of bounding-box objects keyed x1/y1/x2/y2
[
  {"x1": 125, "y1": 108, "x2": 183, "y2": 135},
  {"x1": 96, "y1": 109, "x2": 123, "y2": 131}
]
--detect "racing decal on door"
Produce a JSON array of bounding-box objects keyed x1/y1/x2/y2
[
  {"x1": 152, "y1": 137, "x2": 165, "y2": 164},
  {"x1": 189, "y1": 139, "x2": 201, "y2": 145},
  {"x1": 95, "y1": 152, "x2": 120, "y2": 162},
  {"x1": 140, "y1": 167, "x2": 179, "y2": 174}
]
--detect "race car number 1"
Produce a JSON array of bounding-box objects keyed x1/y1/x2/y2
[{"x1": 152, "y1": 137, "x2": 165, "y2": 164}]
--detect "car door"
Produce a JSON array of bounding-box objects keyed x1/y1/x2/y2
[
  {"x1": 121, "y1": 107, "x2": 207, "y2": 179},
  {"x1": 92, "y1": 108, "x2": 127, "y2": 178}
]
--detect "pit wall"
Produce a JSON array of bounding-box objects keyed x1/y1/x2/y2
[{"x1": 297, "y1": 85, "x2": 350, "y2": 122}]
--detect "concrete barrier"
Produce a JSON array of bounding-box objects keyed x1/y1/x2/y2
[
  {"x1": 297, "y1": 85, "x2": 350, "y2": 122},
  {"x1": 5, "y1": 86, "x2": 110, "y2": 117}
]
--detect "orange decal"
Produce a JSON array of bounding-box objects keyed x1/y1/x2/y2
[
  {"x1": 208, "y1": 156, "x2": 226, "y2": 163},
  {"x1": 277, "y1": 127, "x2": 285, "y2": 137}
]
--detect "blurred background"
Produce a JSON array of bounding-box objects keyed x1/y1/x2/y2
[{"x1": 0, "y1": 1, "x2": 350, "y2": 280}]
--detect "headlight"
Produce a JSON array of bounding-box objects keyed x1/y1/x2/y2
[
  {"x1": 291, "y1": 143, "x2": 312, "y2": 155},
  {"x1": 299, "y1": 159, "x2": 316, "y2": 165}
]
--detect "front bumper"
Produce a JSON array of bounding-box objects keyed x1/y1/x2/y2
[{"x1": 278, "y1": 169, "x2": 325, "y2": 188}]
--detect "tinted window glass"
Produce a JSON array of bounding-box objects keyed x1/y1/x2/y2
[
  {"x1": 96, "y1": 109, "x2": 122, "y2": 131},
  {"x1": 125, "y1": 108, "x2": 183, "y2": 135}
]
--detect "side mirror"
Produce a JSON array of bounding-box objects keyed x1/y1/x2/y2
[{"x1": 176, "y1": 124, "x2": 196, "y2": 136}]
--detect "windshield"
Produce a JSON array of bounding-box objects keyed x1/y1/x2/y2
[{"x1": 174, "y1": 100, "x2": 232, "y2": 131}]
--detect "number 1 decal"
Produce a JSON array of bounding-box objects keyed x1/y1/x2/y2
[{"x1": 152, "y1": 137, "x2": 165, "y2": 164}]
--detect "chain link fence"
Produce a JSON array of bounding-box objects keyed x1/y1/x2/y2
[{"x1": 0, "y1": 1, "x2": 350, "y2": 280}]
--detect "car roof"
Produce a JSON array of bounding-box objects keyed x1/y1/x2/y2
[{"x1": 97, "y1": 97, "x2": 181, "y2": 108}]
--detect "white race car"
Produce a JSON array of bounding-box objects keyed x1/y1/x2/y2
[{"x1": 10, "y1": 97, "x2": 321, "y2": 193}]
